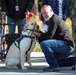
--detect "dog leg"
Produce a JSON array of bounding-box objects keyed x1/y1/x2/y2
[
  {"x1": 20, "y1": 51, "x2": 27, "y2": 70},
  {"x1": 27, "y1": 54, "x2": 32, "y2": 68},
  {"x1": 26, "y1": 40, "x2": 36, "y2": 68}
]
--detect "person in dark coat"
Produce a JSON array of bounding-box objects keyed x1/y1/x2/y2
[
  {"x1": 32, "y1": 5, "x2": 76, "y2": 72},
  {"x1": 1, "y1": 0, "x2": 34, "y2": 34}
]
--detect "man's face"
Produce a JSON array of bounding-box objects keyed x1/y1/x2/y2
[{"x1": 41, "y1": 8, "x2": 51, "y2": 21}]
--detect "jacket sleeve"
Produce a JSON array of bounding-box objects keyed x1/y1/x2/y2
[
  {"x1": 1, "y1": 0, "x2": 7, "y2": 12},
  {"x1": 25, "y1": 0, "x2": 34, "y2": 12},
  {"x1": 63, "y1": 0, "x2": 69, "y2": 21}
]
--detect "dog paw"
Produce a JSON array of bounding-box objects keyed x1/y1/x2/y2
[
  {"x1": 29, "y1": 66, "x2": 33, "y2": 68},
  {"x1": 17, "y1": 64, "x2": 21, "y2": 69},
  {"x1": 5, "y1": 66, "x2": 11, "y2": 68},
  {"x1": 21, "y1": 66, "x2": 27, "y2": 70},
  {"x1": 6, "y1": 66, "x2": 17, "y2": 69}
]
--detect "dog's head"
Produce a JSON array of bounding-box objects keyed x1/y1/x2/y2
[
  {"x1": 22, "y1": 20, "x2": 39, "y2": 36},
  {"x1": 24, "y1": 20, "x2": 39, "y2": 31}
]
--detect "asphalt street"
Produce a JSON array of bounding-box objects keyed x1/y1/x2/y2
[{"x1": 0, "y1": 52, "x2": 76, "y2": 75}]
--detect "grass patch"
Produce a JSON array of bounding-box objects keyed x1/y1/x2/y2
[
  {"x1": 34, "y1": 42, "x2": 42, "y2": 52},
  {"x1": 65, "y1": 18, "x2": 72, "y2": 34}
]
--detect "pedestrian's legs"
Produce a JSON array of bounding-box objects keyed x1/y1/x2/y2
[
  {"x1": 7, "y1": 17, "x2": 16, "y2": 34},
  {"x1": 17, "y1": 18, "x2": 26, "y2": 34},
  {"x1": 40, "y1": 39, "x2": 74, "y2": 68}
]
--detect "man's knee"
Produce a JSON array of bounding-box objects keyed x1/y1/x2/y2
[{"x1": 40, "y1": 41, "x2": 47, "y2": 48}]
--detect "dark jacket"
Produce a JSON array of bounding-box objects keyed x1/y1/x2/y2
[
  {"x1": 41, "y1": 0, "x2": 69, "y2": 21},
  {"x1": 39, "y1": 14, "x2": 75, "y2": 48},
  {"x1": 1, "y1": 0, "x2": 34, "y2": 19}
]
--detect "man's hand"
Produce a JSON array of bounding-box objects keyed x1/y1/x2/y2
[{"x1": 32, "y1": 31, "x2": 40, "y2": 36}]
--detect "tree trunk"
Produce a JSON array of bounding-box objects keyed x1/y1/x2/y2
[{"x1": 32, "y1": 0, "x2": 39, "y2": 21}]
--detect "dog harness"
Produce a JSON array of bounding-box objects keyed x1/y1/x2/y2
[{"x1": 14, "y1": 35, "x2": 35, "y2": 55}]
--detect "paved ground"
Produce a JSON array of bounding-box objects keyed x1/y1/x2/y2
[{"x1": 0, "y1": 52, "x2": 76, "y2": 75}]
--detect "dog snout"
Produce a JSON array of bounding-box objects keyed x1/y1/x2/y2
[{"x1": 37, "y1": 25, "x2": 39, "y2": 30}]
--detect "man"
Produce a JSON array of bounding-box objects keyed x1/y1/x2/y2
[
  {"x1": 33, "y1": 5, "x2": 76, "y2": 72},
  {"x1": 1, "y1": 0, "x2": 34, "y2": 34},
  {"x1": 41, "y1": 0, "x2": 69, "y2": 21}
]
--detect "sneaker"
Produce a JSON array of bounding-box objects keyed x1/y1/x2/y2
[
  {"x1": 43, "y1": 66, "x2": 60, "y2": 72},
  {"x1": 72, "y1": 61, "x2": 76, "y2": 70}
]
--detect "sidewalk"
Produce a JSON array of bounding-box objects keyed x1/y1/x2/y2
[{"x1": 0, "y1": 52, "x2": 76, "y2": 75}]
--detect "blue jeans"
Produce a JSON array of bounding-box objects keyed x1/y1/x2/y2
[
  {"x1": 7, "y1": 17, "x2": 26, "y2": 34},
  {"x1": 40, "y1": 39, "x2": 74, "y2": 68}
]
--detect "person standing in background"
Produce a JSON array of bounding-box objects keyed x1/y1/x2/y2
[
  {"x1": 70, "y1": 0, "x2": 76, "y2": 48},
  {"x1": 1, "y1": 0, "x2": 34, "y2": 34}
]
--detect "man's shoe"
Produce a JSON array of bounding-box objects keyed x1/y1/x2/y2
[
  {"x1": 43, "y1": 66, "x2": 60, "y2": 72},
  {"x1": 72, "y1": 61, "x2": 76, "y2": 70}
]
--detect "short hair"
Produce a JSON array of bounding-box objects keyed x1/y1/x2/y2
[{"x1": 41, "y1": 5, "x2": 52, "y2": 11}]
